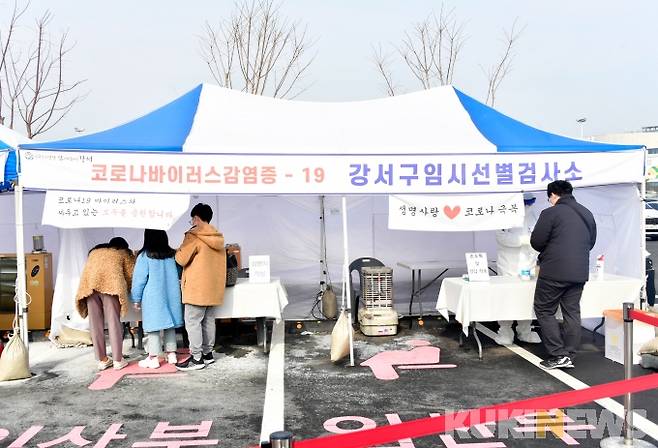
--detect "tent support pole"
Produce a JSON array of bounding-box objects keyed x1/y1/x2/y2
[
  {"x1": 641, "y1": 164, "x2": 648, "y2": 309},
  {"x1": 341, "y1": 196, "x2": 354, "y2": 367},
  {"x1": 14, "y1": 181, "x2": 29, "y2": 349}
]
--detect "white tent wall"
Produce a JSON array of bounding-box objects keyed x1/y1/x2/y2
[
  {"x1": 0, "y1": 192, "x2": 60, "y2": 266},
  {"x1": 50, "y1": 229, "x2": 90, "y2": 340},
  {"x1": 0, "y1": 184, "x2": 643, "y2": 325}
]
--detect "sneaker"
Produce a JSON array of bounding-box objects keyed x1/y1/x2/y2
[
  {"x1": 202, "y1": 352, "x2": 215, "y2": 365},
  {"x1": 166, "y1": 352, "x2": 178, "y2": 364},
  {"x1": 113, "y1": 359, "x2": 129, "y2": 370},
  {"x1": 175, "y1": 356, "x2": 205, "y2": 371},
  {"x1": 539, "y1": 356, "x2": 574, "y2": 370},
  {"x1": 97, "y1": 357, "x2": 113, "y2": 371},
  {"x1": 138, "y1": 356, "x2": 160, "y2": 369}
]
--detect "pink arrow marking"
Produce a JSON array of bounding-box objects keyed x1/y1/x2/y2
[
  {"x1": 88, "y1": 353, "x2": 186, "y2": 391},
  {"x1": 360, "y1": 340, "x2": 457, "y2": 380}
]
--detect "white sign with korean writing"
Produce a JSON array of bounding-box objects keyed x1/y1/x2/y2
[
  {"x1": 465, "y1": 252, "x2": 490, "y2": 282},
  {"x1": 0, "y1": 151, "x2": 7, "y2": 183},
  {"x1": 248, "y1": 255, "x2": 271, "y2": 284},
  {"x1": 42, "y1": 190, "x2": 190, "y2": 230},
  {"x1": 19, "y1": 149, "x2": 644, "y2": 194},
  {"x1": 388, "y1": 193, "x2": 524, "y2": 232}
]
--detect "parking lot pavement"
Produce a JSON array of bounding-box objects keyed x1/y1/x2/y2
[
  {"x1": 0, "y1": 338, "x2": 268, "y2": 447},
  {"x1": 283, "y1": 318, "x2": 658, "y2": 448},
  {"x1": 2, "y1": 317, "x2": 657, "y2": 447}
]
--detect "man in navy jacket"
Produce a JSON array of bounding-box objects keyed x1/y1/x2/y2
[{"x1": 531, "y1": 180, "x2": 597, "y2": 370}]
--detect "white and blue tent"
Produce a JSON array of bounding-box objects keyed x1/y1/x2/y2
[
  {"x1": 13, "y1": 84, "x2": 648, "y2": 345},
  {"x1": 19, "y1": 83, "x2": 645, "y2": 196}
]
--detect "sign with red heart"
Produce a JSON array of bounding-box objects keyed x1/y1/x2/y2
[{"x1": 388, "y1": 193, "x2": 525, "y2": 232}]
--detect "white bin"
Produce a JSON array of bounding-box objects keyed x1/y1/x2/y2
[{"x1": 603, "y1": 309, "x2": 655, "y2": 365}]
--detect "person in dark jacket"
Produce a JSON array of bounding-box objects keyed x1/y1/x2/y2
[{"x1": 530, "y1": 180, "x2": 597, "y2": 370}]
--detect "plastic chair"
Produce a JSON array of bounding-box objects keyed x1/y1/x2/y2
[{"x1": 349, "y1": 257, "x2": 385, "y2": 326}]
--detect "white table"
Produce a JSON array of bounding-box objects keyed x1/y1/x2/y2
[
  {"x1": 124, "y1": 278, "x2": 288, "y2": 352},
  {"x1": 212, "y1": 277, "x2": 288, "y2": 320},
  {"x1": 396, "y1": 260, "x2": 498, "y2": 326},
  {"x1": 436, "y1": 274, "x2": 642, "y2": 358},
  {"x1": 213, "y1": 277, "x2": 288, "y2": 352}
]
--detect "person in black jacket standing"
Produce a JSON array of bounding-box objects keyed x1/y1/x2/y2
[{"x1": 530, "y1": 180, "x2": 597, "y2": 370}]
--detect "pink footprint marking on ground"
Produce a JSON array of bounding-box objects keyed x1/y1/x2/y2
[
  {"x1": 360, "y1": 339, "x2": 457, "y2": 380},
  {"x1": 88, "y1": 352, "x2": 187, "y2": 391}
]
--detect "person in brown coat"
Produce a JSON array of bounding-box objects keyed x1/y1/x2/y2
[
  {"x1": 175, "y1": 203, "x2": 226, "y2": 371},
  {"x1": 76, "y1": 237, "x2": 135, "y2": 371}
]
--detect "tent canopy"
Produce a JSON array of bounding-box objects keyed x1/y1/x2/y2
[
  {"x1": 0, "y1": 148, "x2": 17, "y2": 186},
  {"x1": 0, "y1": 124, "x2": 30, "y2": 187},
  {"x1": 22, "y1": 84, "x2": 643, "y2": 154},
  {"x1": 18, "y1": 84, "x2": 646, "y2": 195}
]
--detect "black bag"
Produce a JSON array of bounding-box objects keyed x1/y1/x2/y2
[{"x1": 226, "y1": 253, "x2": 238, "y2": 287}]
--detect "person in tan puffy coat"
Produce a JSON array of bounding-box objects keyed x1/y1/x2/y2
[
  {"x1": 174, "y1": 203, "x2": 226, "y2": 371},
  {"x1": 76, "y1": 237, "x2": 135, "y2": 371}
]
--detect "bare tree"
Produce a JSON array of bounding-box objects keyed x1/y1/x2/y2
[
  {"x1": 483, "y1": 20, "x2": 523, "y2": 107},
  {"x1": 0, "y1": 2, "x2": 86, "y2": 138},
  {"x1": 0, "y1": 0, "x2": 30, "y2": 127},
  {"x1": 200, "y1": 0, "x2": 314, "y2": 99},
  {"x1": 372, "y1": 44, "x2": 396, "y2": 97},
  {"x1": 373, "y1": 7, "x2": 466, "y2": 95},
  {"x1": 373, "y1": 6, "x2": 523, "y2": 106}
]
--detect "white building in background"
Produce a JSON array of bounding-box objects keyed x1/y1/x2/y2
[{"x1": 589, "y1": 127, "x2": 658, "y2": 198}]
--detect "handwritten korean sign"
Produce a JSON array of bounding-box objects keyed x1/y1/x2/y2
[
  {"x1": 19, "y1": 150, "x2": 645, "y2": 194},
  {"x1": 388, "y1": 193, "x2": 524, "y2": 232},
  {"x1": 42, "y1": 191, "x2": 190, "y2": 230},
  {"x1": 466, "y1": 252, "x2": 491, "y2": 281}
]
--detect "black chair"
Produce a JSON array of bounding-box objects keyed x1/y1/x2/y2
[{"x1": 349, "y1": 257, "x2": 385, "y2": 326}]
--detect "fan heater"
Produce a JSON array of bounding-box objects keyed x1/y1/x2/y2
[{"x1": 358, "y1": 266, "x2": 398, "y2": 336}]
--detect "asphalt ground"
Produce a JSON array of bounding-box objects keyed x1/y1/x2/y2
[
  {"x1": 0, "y1": 315, "x2": 657, "y2": 447},
  {"x1": 285, "y1": 317, "x2": 658, "y2": 448}
]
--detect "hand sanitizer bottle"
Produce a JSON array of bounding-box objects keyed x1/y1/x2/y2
[{"x1": 596, "y1": 255, "x2": 605, "y2": 281}]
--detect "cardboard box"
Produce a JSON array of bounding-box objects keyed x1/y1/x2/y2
[{"x1": 603, "y1": 309, "x2": 656, "y2": 364}]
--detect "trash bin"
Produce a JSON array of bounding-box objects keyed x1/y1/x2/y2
[{"x1": 647, "y1": 256, "x2": 655, "y2": 307}]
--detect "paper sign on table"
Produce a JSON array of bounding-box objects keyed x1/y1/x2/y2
[
  {"x1": 465, "y1": 252, "x2": 490, "y2": 282},
  {"x1": 249, "y1": 255, "x2": 271, "y2": 284}
]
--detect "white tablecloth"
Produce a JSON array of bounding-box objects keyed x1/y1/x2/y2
[
  {"x1": 123, "y1": 277, "x2": 288, "y2": 322},
  {"x1": 436, "y1": 274, "x2": 642, "y2": 335},
  {"x1": 212, "y1": 277, "x2": 288, "y2": 321}
]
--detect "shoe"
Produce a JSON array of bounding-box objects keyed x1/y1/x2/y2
[
  {"x1": 517, "y1": 331, "x2": 542, "y2": 344},
  {"x1": 166, "y1": 352, "x2": 178, "y2": 364},
  {"x1": 113, "y1": 359, "x2": 129, "y2": 370},
  {"x1": 138, "y1": 356, "x2": 160, "y2": 369},
  {"x1": 539, "y1": 356, "x2": 574, "y2": 370},
  {"x1": 202, "y1": 352, "x2": 215, "y2": 365},
  {"x1": 175, "y1": 356, "x2": 205, "y2": 371},
  {"x1": 97, "y1": 357, "x2": 113, "y2": 371}
]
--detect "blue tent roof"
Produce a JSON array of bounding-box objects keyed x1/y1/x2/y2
[
  {"x1": 453, "y1": 89, "x2": 642, "y2": 152},
  {"x1": 1, "y1": 145, "x2": 17, "y2": 190},
  {"x1": 22, "y1": 85, "x2": 202, "y2": 152},
  {"x1": 21, "y1": 84, "x2": 644, "y2": 154}
]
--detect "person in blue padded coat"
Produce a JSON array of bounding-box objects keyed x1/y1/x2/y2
[{"x1": 131, "y1": 229, "x2": 184, "y2": 369}]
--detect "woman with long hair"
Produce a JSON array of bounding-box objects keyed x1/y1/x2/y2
[
  {"x1": 131, "y1": 229, "x2": 183, "y2": 369},
  {"x1": 76, "y1": 237, "x2": 135, "y2": 371}
]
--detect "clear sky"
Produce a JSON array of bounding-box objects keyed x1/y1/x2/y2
[{"x1": 4, "y1": 0, "x2": 658, "y2": 140}]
